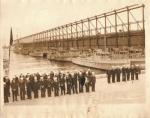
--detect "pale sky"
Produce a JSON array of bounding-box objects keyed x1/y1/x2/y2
[{"x1": 0, "y1": 0, "x2": 147, "y2": 46}]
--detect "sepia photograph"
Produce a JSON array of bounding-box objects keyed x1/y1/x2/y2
[{"x1": 0, "y1": 0, "x2": 149, "y2": 118}]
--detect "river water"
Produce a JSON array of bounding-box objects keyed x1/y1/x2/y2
[{"x1": 4, "y1": 49, "x2": 104, "y2": 78}]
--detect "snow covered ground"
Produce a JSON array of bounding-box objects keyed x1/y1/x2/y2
[{"x1": 2, "y1": 73, "x2": 146, "y2": 118}]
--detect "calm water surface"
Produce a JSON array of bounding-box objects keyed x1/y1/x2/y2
[{"x1": 5, "y1": 50, "x2": 105, "y2": 78}]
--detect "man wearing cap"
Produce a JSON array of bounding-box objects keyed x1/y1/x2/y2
[
  {"x1": 66, "y1": 72, "x2": 71, "y2": 95},
  {"x1": 33, "y1": 76, "x2": 39, "y2": 99},
  {"x1": 40, "y1": 77, "x2": 46, "y2": 98},
  {"x1": 135, "y1": 65, "x2": 141, "y2": 80},
  {"x1": 72, "y1": 71, "x2": 78, "y2": 94},
  {"x1": 19, "y1": 77, "x2": 26, "y2": 100},
  {"x1": 59, "y1": 73, "x2": 66, "y2": 95},
  {"x1": 111, "y1": 66, "x2": 116, "y2": 83},
  {"x1": 122, "y1": 65, "x2": 126, "y2": 82},
  {"x1": 130, "y1": 65, "x2": 135, "y2": 81},
  {"x1": 11, "y1": 78, "x2": 18, "y2": 102},
  {"x1": 91, "y1": 72, "x2": 96, "y2": 92},
  {"x1": 106, "y1": 68, "x2": 111, "y2": 84},
  {"x1": 125, "y1": 65, "x2": 131, "y2": 81},
  {"x1": 116, "y1": 66, "x2": 121, "y2": 82},
  {"x1": 26, "y1": 76, "x2": 32, "y2": 99},
  {"x1": 47, "y1": 75, "x2": 53, "y2": 97}
]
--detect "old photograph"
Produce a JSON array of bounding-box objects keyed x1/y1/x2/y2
[{"x1": 0, "y1": 0, "x2": 148, "y2": 118}]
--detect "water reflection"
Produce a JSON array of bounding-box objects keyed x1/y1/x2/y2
[{"x1": 7, "y1": 51, "x2": 104, "y2": 78}]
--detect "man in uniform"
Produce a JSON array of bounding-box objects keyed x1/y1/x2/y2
[
  {"x1": 50, "y1": 71, "x2": 54, "y2": 91},
  {"x1": 59, "y1": 73, "x2": 66, "y2": 95},
  {"x1": 11, "y1": 79, "x2": 18, "y2": 102},
  {"x1": 126, "y1": 65, "x2": 131, "y2": 81},
  {"x1": 91, "y1": 72, "x2": 96, "y2": 92},
  {"x1": 106, "y1": 69, "x2": 111, "y2": 83},
  {"x1": 85, "y1": 69, "x2": 92, "y2": 92},
  {"x1": 26, "y1": 77, "x2": 32, "y2": 99},
  {"x1": 72, "y1": 71, "x2": 78, "y2": 94},
  {"x1": 40, "y1": 77, "x2": 46, "y2": 98},
  {"x1": 47, "y1": 75, "x2": 53, "y2": 97},
  {"x1": 33, "y1": 76, "x2": 39, "y2": 99},
  {"x1": 66, "y1": 72, "x2": 71, "y2": 95},
  {"x1": 53, "y1": 75, "x2": 59, "y2": 96},
  {"x1": 116, "y1": 66, "x2": 121, "y2": 82},
  {"x1": 122, "y1": 65, "x2": 127, "y2": 82},
  {"x1": 135, "y1": 65, "x2": 140, "y2": 80},
  {"x1": 130, "y1": 65, "x2": 135, "y2": 82},
  {"x1": 4, "y1": 77, "x2": 9, "y2": 103},
  {"x1": 19, "y1": 77, "x2": 26, "y2": 100},
  {"x1": 111, "y1": 66, "x2": 116, "y2": 83}
]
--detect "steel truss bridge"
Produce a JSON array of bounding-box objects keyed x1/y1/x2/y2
[{"x1": 14, "y1": 4, "x2": 145, "y2": 53}]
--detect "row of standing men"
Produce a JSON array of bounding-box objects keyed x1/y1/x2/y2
[
  {"x1": 106, "y1": 65, "x2": 141, "y2": 83},
  {"x1": 4, "y1": 70, "x2": 96, "y2": 103}
]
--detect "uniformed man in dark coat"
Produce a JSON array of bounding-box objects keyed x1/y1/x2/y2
[
  {"x1": 53, "y1": 75, "x2": 59, "y2": 96},
  {"x1": 4, "y1": 77, "x2": 9, "y2": 103},
  {"x1": 125, "y1": 65, "x2": 131, "y2": 81},
  {"x1": 72, "y1": 72, "x2": 78, "y2": 94},
  {"x1": 47, "y1": 75, "x2": 53, "y2": 97},
  {"x1": 40, "y1": 77, "x2": 46, "y2": 98},
  {"x1": 26, "y1": 77, "x2": 32, "y2": 99},
  {"x1": 78, "y1": 71, "x2": 85, "y2": 93},
  {"x1": 106, "y1": 69, "x2": 111, "y2": 83},
  {"x1": 66, "y1": 72, "x2": 71, "y2": 95},
  {"x1": 135, "y1": 65, "x2": 141, "y2": 80},
  {"x1": 122, "y1": 65, "x2": 126, "y2": 82},
  {"x1": 5, "y1": 76, "x2": 11, "y2": 97},
  {"x1": 50, "y1": 71, "x2": 54, "y2": 91},
  {"x1": 116, "y1": 66, "x2": 121, "y2": 82},
  {"x1": 59, "y1": 73, "x2": 66, "y2": 95},
  {"x1": 111, "y1": 66, "x2": 116, "y2": 83},
  {"x1": 14, "y1": 75, "x2": 19, "y2": 96},
  {"x1": 85, "y1": 70, "x2": 92, "y2": 92},
  {"x1": 33, "y1": 77, "x2": 39, "y2": 99},
  {"x1": 36, "y1": 72, "x2": 41, "y2": 82},
  {"x1": 91, "y1": 72, "x2": 96, "y2": 92},
  {"x1": 11, "y1": 79, "x2": 18, "y2": 102},
  {"x1": 19, "y1": 78, "x2": 26, "y2": 100},
  {"x1": 130, "y1": 65, "x2": 135, "y2": 81}
]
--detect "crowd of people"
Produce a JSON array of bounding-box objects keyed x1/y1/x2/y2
[
  {"x1": 106, "y1": 64, "x2": 141, "y2": 83},
  {"x1": 3, "y1": 69, "x2": 96, "y2": 103}
]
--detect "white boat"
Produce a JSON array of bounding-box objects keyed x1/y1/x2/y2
[
  {"x1": 72, "y1": 48, "x2": 145, "y2": 70},
  {"x1": 29, "y1": 50, "x2": 48, "y2": 58}
]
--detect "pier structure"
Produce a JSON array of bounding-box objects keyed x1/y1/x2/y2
[{"x1": 13, "y1": 4, "x2": 145, "y2": 56}]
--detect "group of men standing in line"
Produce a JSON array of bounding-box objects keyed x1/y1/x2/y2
[
  {"x1": 3, "y1": 69, "x2": 96, "y2": 103},
  {"x1": 106, "y1": 64, "x2": 141, "y2": 83}
]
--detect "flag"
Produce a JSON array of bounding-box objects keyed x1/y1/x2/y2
[{"x1": 10, "y1": 27, "x2": 13, "y2": 46}]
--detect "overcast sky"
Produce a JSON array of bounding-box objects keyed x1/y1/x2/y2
[{"x1": 0, "y1": 0, "x2": 147, "y2": 46}]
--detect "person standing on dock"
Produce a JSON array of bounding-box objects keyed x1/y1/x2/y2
[
  {"x1": 26, "y1": 77, "x2": 32, "y2": 99},
  {"x1": 72, "y1": 71, "x2": 78, "y2": 94},
  {"x1": 111, "y1": 66, "x2": 116, "y2": 83},
  {"x1": 19, "y1": 77, "x2": 26, "y2": 100},
  {"x1": 33, "y1": 77, "x2": 39, "y2": 99},
  {"x1": 53, "y1": 75, "x2": 59, "y2": 96},
  {"x1": 40, "y1": 77, "x2": 46, "y2": 98},
  {"x1": 47, "y1": 75, "x2": 53, "y2": 97},
  {"x1": 91, "y1": 72, "x2": 96, "y2": 92},
  {"x1": 130, "y1": 65, "x2": 135, "y2": 82},
  {"x1": 116, "y1": 66, "x2": 121, "y2": 82},
  {"x1": 59, "y1": 73, "x2": 66, "y2": 95},
  {"x1": 135, "y1": 65, "x2": 141, "y2": 80},
  {"x1": 126, "y1": 65, "x2": 131, "y2": 81},
  {"x1": 66, "y1": 72, "x2": 71, "y2": 95},
  {"x1": 106, "y1": 69, "x2": 111, "y2": 83},
  {"x1": 11, "y1": 79, "x2": 18, "y2": 102},
  {"x1": 122, "y1": 65, "x2": 126, "y2": 82},
  {"x1": 4, "y1": 77, "x2": 9, "y2": 103}
]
